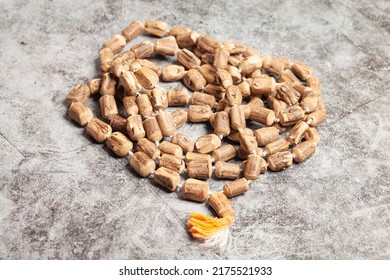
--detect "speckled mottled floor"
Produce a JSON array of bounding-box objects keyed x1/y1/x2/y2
[{"x1": 0, "y1": 0, "x2": 389, "y2": 259}]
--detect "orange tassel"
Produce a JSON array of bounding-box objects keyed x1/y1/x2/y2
[{"x1": 187, "y1": 212, "x2": 234, "y2": 239}]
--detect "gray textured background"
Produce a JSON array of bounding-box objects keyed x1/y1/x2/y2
[{"x1": 0, "y1": 0, "x2": 389, "y2": 259}]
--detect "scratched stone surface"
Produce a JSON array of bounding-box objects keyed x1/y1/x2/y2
[{"x1": 0, "y1": 0, "x2": 389, "y2": 259}]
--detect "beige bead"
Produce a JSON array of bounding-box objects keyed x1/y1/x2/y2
[
  {"x1": 169, "y1": 25, "x2": 192, "y2": 36},
  {"x1": 292, "y1": 140, "x2": 316, "y2": 163},
  {"x1": 145, "y1": 19, "x2": 167, "y2": 37},
  {"x1": 279, "y1": 69, "x2": 301, "y2": 88},
  {"x1": 130, "y1": 40, "x2": 154, "y2": 59},
  {"x1": 99, "y1": 95, "x2": 118, "y2": 119},
  {"x1": 159, "y1": 153, "x2": 185, "y2": 174},
  {"x1": 216, "y1": 69, "x2": 233, "y2": 89},
  {"x1": 215, "y1": 161, "x2": 240, "y2": 180},
  {"x1": 293, "y1": 84, "x2": 313, "y2": 100},
  {"x1": 306, "y1": 96, "x2": 327, "y2": 127},
  {"x1": 171, "y1": 133, "x2": 194, "y2": 154},
  {"x1": 122, "y1": 20, "x2": 145, "y2": 41},
  {"x1": 229, "y1": 104, "x2": 246, "y2": 131},
  {"x1": 267, "y1": 95, "x2": 288, "y2": 116},
  {"x1": 188, "y1": 105, "x2": 212, "y2": 122},
  {"x1": 267, "y1": 151, "x2": 293, "y2": 171},
  {"x1": 109, "y1": 114, "x2": 128, "y2": 135},
  {"x1": 68, "y1": 102, "x2": 93, "y2": 126},
  {"x1": 176, "y1": 31, "x2": 198, "y2": 49},
  {"x1": 201, "y1": 53, "x2": 215, "y2": 65},
  {"x1": 120, "y1": 71, "x2": 142, "y2": 96},
  {"x1": 237, "y1": 79, "x2": 251, "y2": 98},
  {"x1": 228, "y1": 128, "x2": 253, "y2": 143},
  {"x1": 134, "y1": 66, "x2": 159, "y2": 89},
  {"x1": 100, "y1": 73, "x2": 116, "y2": 96},
  {"x1": 225, "y1": 85, "x2": 242, "y2": 106},
  {"x1": 156, "y1": 111, "x2": 175, "y2": 137},
  {"x1": 212, "y1": 144, "x2": 236, "y2": 162},
  {"x1": 199, "y1": 64, "x2": 217, "y2": 84},
  {"x1": 87, "y1": 78, "x2": 102, "y2": 95},
  {"x1": 129, "y1": 59, "x2": 143, "y2": 72},
  {"x1": 251, "y1": 75, "x2": 276, "y2": 96},
  {"x1": 151, "y1": 87, "x2": 168, "y2": 111},
  {"x1": 181, "y1": 178, "x2": 209, "y2": 202},
  {"x1": 197, "y1": 34, "x2": 220, "y2": 53},
  {"x1": 228, "y1": 54, "x2": 244, "y2": 66},
  {"x1": 243, "y1": 47, "x2": 262, "y2": 57},
  {"x1": 187, "y1": 159, "x2": 212, "y2": 179},
  {"x1": 122, "y1": 96, "x2": 139, "y2": 117},
  {"x1": 262, "y1": 55, "x2": 284, "y2": 75},
  {"x1": 237, "y1": 145, "x2": 263, "y2": 160},
  {"x1": 254, "y1": 126, "x2": 280, "y2": 146},
  {"x1": 195, "y1": 134, "x2": 222, "y2": 154},
  {"x1": 183, "y1": 69, "x2": 207, "y2": 91},
  {"x1": 249, "y1": 68, "x2": 263, "y2": 79},
  {"x1": 291, "y1": 61, "x2": 313, "y2": 81},
  {"x1": 193, "y1": 45, "x2": 206, "y2": 58},
  {"x1": 184, "y1": 152, "x2": 212, "y2": 163},
  {"x1": 244, "y1": 154, "x2": 262, "y2": 180},
  {"x1": 161, "y1": 65, "x2": 186, "y2": 82},
  {"x1": 111, "y1": 59, "x2": 129, "y2": 78},
  {"x1": 66, "y1": 84, "x2": 91, "y2": 106},
  {"x1": 154, "y1": 36, "x2": 178, "y2": 56},
  {"x1": 139, "y1": 59, "x2": 162, "y2": 76},
  {"x1": 136, "y1": 94, "x2": 153, "y2": 118},
  {"x1": 167, "y1": 88, "x2": 190, "y2": 106},
  {"x1": 129, "y1": 151, "x2": 156, "y2": 177},
  {"x1": 99, "y1": 47, "x2": 113, "y2": 73},
  {"x1": 143, "y1": 117, "x2": 163, "y2": 142},
  {"x1": 103, "y1": 34, "x2": 126, "y2": 54},
  {"x1": 223, "y1": 178, "x2": 250, "y2": 198},
  {"x1": 213, "y1": 46, "x2": 229, "y2": 69},
  {"x1": 159, "y1": 141, "x2": 183, "y2": 158},
  {"x1": 190, "y1": 92, "x2": 216, "y2": 108},
  {"x1": 227, "y1": 65, "x2": 242, "y2": 84},
  {"x1": 249, "y1": 106, "x2": 276, "y2": 126},
  {"x1": 307, "y1": 76, "x2": 321, "y2": 95},
  {"x1": 239, "y1": 133, "x2": 258, "y2": 154},
  {"x1": 86, "y1": 118, "x2": 112, "y2": 143},
  {"x1": 276, "y1": 83, "x2": 300, "y2": 106},
  {"x1": 264, "y1": 138, "x2": 289, "y2": 156},
  {"x1": 203, "y1": 84, "x2": 226, "y2": 100},
  {"x1": 285, "y1": 121, "x2": 309, "y2": 145},
  {"x1": 126, "y1": 115, "x2": 145, "y2": 141},
  {"x1": 223, "y1": 41, "x2": 245, "y2": 54},
  {"x1": 208, "y1": 192, "x2": 234, "y2": 218},
  {"x1": 136, "y1": 138, "x2": 160, "y2": 160},
  {"x1": 107, "y1": 132, "x2": 133, "y2": 157},
  {"x1": 154, "y1": 167, "x2": 181, "y2": 191},
  {"x1": 213, "y1": 111, "x2": 231, "y2": 138},
  {"x1": 303, "y1": 127, "x2": 321, "y2": 145},
  {"x1": 247, "y1": 156, "x2": 268, "y2": 174},
  {"x1": 279, "y1": 106, "x2": 305, "y2": 126},
  {"x1": 178, "y1": 49, "x2": 201, "y2": 69},
  {"x1": 171, "y1": 109, "x2": 188, "y2": 128},
  {"x1": 238, "y1": 55, "x2": 262, "y2": 75}
]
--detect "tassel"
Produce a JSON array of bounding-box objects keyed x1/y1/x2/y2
[{"x1": 187, "y1": 212, "x2": 234, "y2": 239}]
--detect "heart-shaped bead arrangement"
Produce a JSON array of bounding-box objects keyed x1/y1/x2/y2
[{"x1": 66, "y1": 19, "x2": 326, "y2": 244}]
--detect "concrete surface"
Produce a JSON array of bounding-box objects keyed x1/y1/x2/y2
[{"x1": 0, "y1": 0, "x2": 389, "y2": 259}]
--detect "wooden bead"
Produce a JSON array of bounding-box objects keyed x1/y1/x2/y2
[
  {"x1": 262, "y1": 55, "x2": 284, "y2": 75},
  {"x1": 237, "y1": 80, "x2": 251, "y2": 98},
  {"x1": 215, "y1": 161, "x2": 240, "y2": 180},
  {"x1": 244, "y1": 154, "x2": 262, "y2": 180},
  {"x1": 254, "y1": 126, "x2": 280, "y2": 146},
  {"x1": 201, "y1": 53, "x2": 215, "y2": 65},
  {"x1": 292, "y1": 140, "x2": 316, "y2": 163},
  {"x1": 227, "y1": 65, "x2": 242, "y2": 84},
  {"x1": 170, "y1": 109, "x2": 188, "y2": 128},
  {"x1": 176, "y1": 31, "x2": 198, "y2": 49},
  {"x1": 151, "y1": 87, "x2": 168, "y2": 111},
  {"x1": 130, "y1": 40, "x2": 154, "y2": 59},
  {"x1": 306, "y1": 96, "x2": 327, "y2": 127},
  {"x1": 188, "y1": 105, "x2": 212, "y2": 122},
  {"x1": 215, "y1": 99, "x2": 228, "y2": 112},
  {"x1": 126, "y1": 115, "x2": 145, "y2": 141},
  {"x1": 216, "y1": 69, "x2": 233, "y2": 89},
  {"x1": 86, "y1": 118, "x2": 112, "y2": 143},
  {"x1": 197, "y1": 34, "x2": 220, "y2": 54},
  {"x1": 213, "y1": 111, "x2": 231, "y2": 138},
  {"x1": 103, "y1": 34, "x2": 126, "y2": 54},
  {"x1": 267, "y1": 151, "x2": 293, "y2": 171},
  {"x1": 167, "y1": 88, "x2": 190, "y2": 106},
  {"x1": 178, "y1": 49, "x2": 201, "y2": 69},
  {"x1": 161, "y1": 65, "x2": 186, "y2": 82},
  {"x1": 171, "y1": 133, "x2": 194, "y2": 154},
  {"x1": 129, "y1": 59, "x2": 143, "y2": 72},
  {"x1": 99, "y1": 47, "x2": 113, "y2": 73},
  {"x1": 228, "y1": 54, "x2": 244, "y2": 66},
  {"x1": 139, "y1": 59, "x2": 162, "y2": 76},
  {"x1": 285, "y1": 121, "x2": 309, "y2": 145},
  {"x1": 107, "y1": 132, "x2": 133, "y2": 157},
  {"x1": 185, "y1": 152, "x2": 212, "y2": 164},
  {"x1": 208, "y1": 192, "x2": 234, "y2": 218},
  {"x1": 159, "y1": 153, "x2": 185, "y2": 174},
  {"x1": 239, "y1": 133, "x2": 258, "y2": 153},
  {"x1": 249, "y1": 106, "x2": 276, "y2": 126},
  {"x1": 111, "y1": 59, "x2": 129, "y2": 78},
  {"x1": 129, "y1": 151, "x2": 156, "y2": 177},
  {"x1": 120, "y1": 71, "x2": 142, "y2": 95},
  {"x1": 66, "y1": 84, "x2": 90, "y2": 106},
  {"x1": 169, "y1": 25, "x2": 192, "y2": 37},
  {"x1": 293, "y1": 84, "x2": 313, "y2": 100},
  {"x1": 203, "y1": 84, "x2": 225, "y2": 100},
  {"x1": 237, "y1": 145, "x2": 263, "y2": 160},
  {"x1": 191, "y1": 92, "x2": 216, "y2": 108},
  {"x1": 181, "y1": 178, "x2": 209, "y2": 202},
  {"x1": 264, "y1": 138, "x2": 289, "y2": 156},
  {"x1": 303, "y1": 127, "x2": 321, "y2": 145},
  {"x1": 100, "y1": 73, "x2": 116, "y2": 96},
  {"x1": 122, "y1": 20, "x2": 145, "y2": 42},
  {"x1": 238, "y1": 55, "x2": 262, "y2": 75},
  {"x1": 225, "y1": 85, "x2": 242, "y2": 106},
  {"x1": 87, "y1": 78, "x2": 102, "y2": 95},
  {"x1": 275, "y1": 83, "x2": 300, "y2": 106},
  {"x1": 145, "y1": 19, "x2": 167, "y2": 37},
  {"x1": 251, "y1": 75, "x2": 276, "y2": 96},
  {"x1": 156, "y1": 111, "x2": 176, "y2": 137},
  {"x1": 154, "y1": 167, "x2": 180, "y2": 191},
  {"x1": 229, "y1": 104, "x2": 246, "y2": 131},
  {"x1": 291, "y1": 61, "x2": 313, "y2": 81},
  {"x1": 137, "y1": 138, "x2": 160, "y2": 160},
  {"x1": 228, "y1": 128, "x2": 253, "y2": 143},
  {"x1": 134, "y1": 66, "x2": 159, "y2": 89},
  {"x1": 68, "y1": 102, "x2": 93, "y2": 126},
  {"x1": 154, "y1": 36, "x2": 178, "y2": 56},
  {"x1": 267, "y1": 95, "x2": 288, "y2": 116},
  {"x1": 99, "y1": 95, "x2": 118, "y2": 120},
  {"x1": 183, "y1": 69, "x2": 207, "y2": 91},
  {"x1": 213, "y1": 46, "x2": 229, "y2": 69},
  {"x1": 195, "y1": 134, "x2": 222, "y2": 154},
  {"x1": 279, "y1": 69, "x2": 300, "y2": 88},
  {"x1": 307, "y1": 76, "x2": 321, "y2": 95},
  {"x1": 279, "y1": 105, "x2": 305, "y2": 126},
  {"x1": 109, "y1": 114, "x2": 128, "y2": 135},
  {"x1": 223, "y1": 178, "x2": 250, "y2": 198},
  {"x1": 143, "y1": 117, "x2": 163, "y2": 142},
  {"x1": 212, "y1": 144, "x2": 236, "y2": 162},
  {"x1": 122, "y1": 96, "x2": 139, "y2": 117},
  {"x1": 159, "y1": 141, "x2": 183, "y2": 158},
  {"x1": 136, "y1": 94, "x2": 153, "y2": 118},
  {"x1": 273, "y1": 122, "x2": 288, "y2": 133},
  {"x1": 187, "y1": 159, "x2": 212, "y2": 179},
  {"x1": 199, "y1": 64, "x2": 218, "y2": 84}
]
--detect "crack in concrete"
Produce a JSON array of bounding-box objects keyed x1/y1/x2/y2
[{"x1": 0, "y1": 131, "x2": 25, "y2": 159}]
